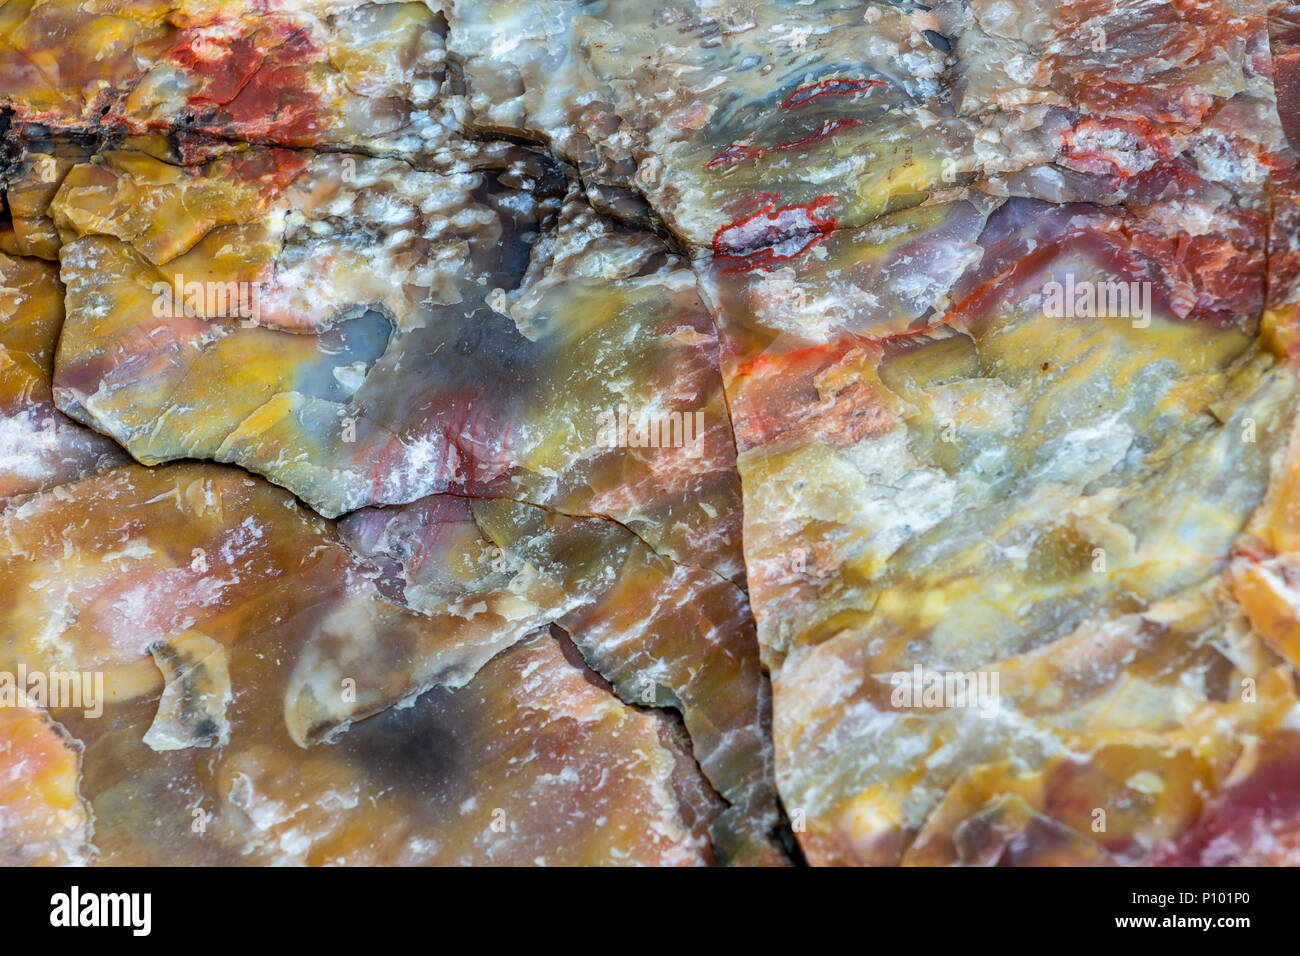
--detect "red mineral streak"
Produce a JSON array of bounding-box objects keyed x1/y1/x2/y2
[
  {"x1": 1120, "y1": 158, "x2": 1212, "y2": 198},
  {"x1": 943, "y1": 239, "x2": 1078, "y2": 328},
  {"x1": 1231, "y1": 542, "x2": 1278, "y2": 563},
  {"x1": 706, "y1": 142, "x2": 755, "y2": 169},
  {"x1": 1059, "y1": 117, "x2": 1175, "y2": 178},
  {"x1": 168, "y1": 33, "x2": 262, "y2": 106},
  {"x1": 729, "y1": 325, "x2": 949, "y2": 449},
  {"x1": 1053, "y1": 0, "x2": 1243, "y2": 127},
  {"x1": 733, "y1": 323, "x2": 941, "y2": 382},
  {"x1": 1269, "y1": 3, "x2": 1300, "y2": 152},
  {"x1": 733, "y1": 335, "x2": 860, "y2": 382},
  {"x1": 706, "y1": 119, "x2": 862, "y2": 169},
  {"x1": 942, "y1": 207, "x2": 1250, "y2": 331},
  {"x1": 1120, "y1": 210, "x2": 1267, "y2": 323},
  {"x1": 712, "y1": 196, "x2": 838, "y2": 274},
  {"x1": 779, "y1": 78, "x2": 885, "y2": 111},
  {"x1": 166, "y1": 19, "x2": 325, "y2": 144},
  {"x1": 732, "y1": 368, "x2": 893, "y2": 450},
  {"x1": 171, "y1": 133, "x2": 233, "y2": 167},
  {"x1": 1067, "y1": 78, "x2": 1212, "y2": 128},
  {"x1": 772, "y1": 118, "x2": 861, "y2": 152},
  {"x1": 451, "y1": 390, "x2": 519, "y2": 487}
]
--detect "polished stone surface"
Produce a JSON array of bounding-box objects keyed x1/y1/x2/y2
[{"x1": 5, "y1": 0, "x2": 1300, "y2": 867}]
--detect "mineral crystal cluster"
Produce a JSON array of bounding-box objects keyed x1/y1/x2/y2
[{"x1": 2, "y1": 0, "x2": 1300, "y2": 866}]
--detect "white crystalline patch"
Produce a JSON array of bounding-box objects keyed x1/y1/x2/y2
[
  {"x1": 1034, "y1": 414, "x2": 1135, "y2": 484},
  {"x1": 0, "y1": 283, "x2": 25, "y2": 310},
  {"x1": 886, "y1": 261, "x2": 950, "y2": 309},
  {"x1": 0, "y1": 412, "x2": 59, "y2": 479},
  {"x1": 451, "y1": 206, "x2": 498, "y2": 230},
  {"x1": 1199, "y1": 815, "x2": 1300, "y2": 866},
  {"x1": 106, "y1": 572, "x2": 230, "y2": 647},
  {"x1": 184, "y1": 23, "x2": 247, "y2": 60},
  {"x1": 1280, "y1": 703, "x2": 1300, "y2": 733},
  {"x1": 361, "y1": 192, "x2": 417, "y2": 226},
  {"x1": 837, "y1": 429, "x2": 959, "y2": 551},
  {"x1": 384, "y1": 228, "x2": 416, "y2": 248},
  {"x1": 374, "y1": 433, "x2": 457, "y2": 501},
  {"x1": 897, "y1": 51, "x2": 940, "y2": 79},
  {"x1": 767, "y1": 230, "x2": 818, "y2": 259},
  {"x1": 854, "y1": 218, "x2": 922, "y2": 245},
  {"x1": 1250, "y1": 563, "x2": 1300, "y2": 617},
  {"x1": 496, "y1": 192, "x2": 536, "y2": 216},
  {"x1": 332, "y1": 362, "x2": 370, "y2": 394},
  {"x1": 715, "y1": 206, "x2": 826, "y2": 257},
  {"x1": 1067, "y1": 126, "x2": 1161, "y2": 173},
  {"x1": 218, "y1": 516, "x2": 267, "y2": 566},
  {"x1": 27, "y1": 575, "x2": 78, "y2": 660},
  {"x1": 1156, "y1": 200, "x2": 1222, "y2": 237},
  {"x1": 976, "y1": 0, "x2": 1024, "y2": 36},
  {"x1": 99, "y1": 541, "x2": 156, "y2": 564}
]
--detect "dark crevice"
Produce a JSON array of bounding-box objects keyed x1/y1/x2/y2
[{"x1": 546, "y1": 620, "x2": 783, "y2": 866}]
